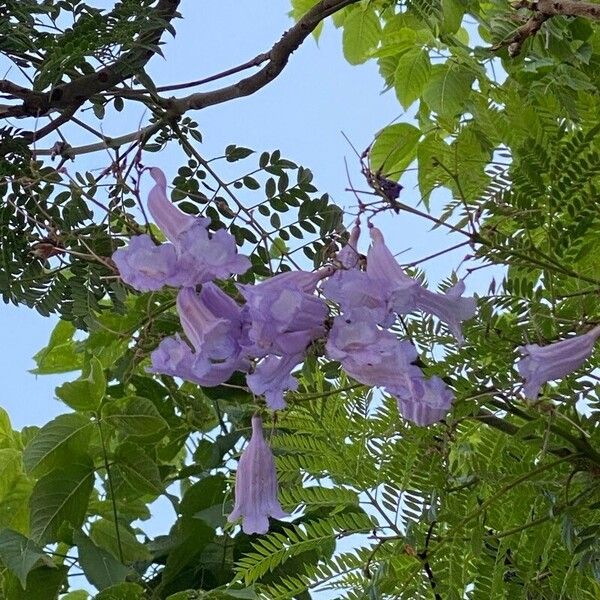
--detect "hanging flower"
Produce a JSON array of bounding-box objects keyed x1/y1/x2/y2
[
  {"x1": 247, "y1": 354, "x2": 303, "y2": 410},
  {"x1": 147, "y1": 167, "x2": 205, "y2": 242},
  {"x1": 228, "y1": 415, "x2": 287, "y2": 534},
  {"x1": 414, "y1": 281, "x2": 476, "y2": 345},
  {"x1": 517, "y1": 325, "x2": 600, "y2": 398},
  {"x1": 389, "y1": 374, "x2": 454, "y2": 426},
  {"x1": 112, "y1": 234, "x2": 179, "y2": 291},
  {"x1": 325, "y1": 313, "x2": 421, "y2": 389},
  {"x1": 239, "y1": 270, "x2": 330, "y2": 357},
  {"x1": 367, "y1": 226, "x2": 475, "y2": 342},
  {"x1": 366, "y1": 226, "x2": 419, "y2": 315},
  {"x1": 113, "y1": 168, "x2": 250, "y2": 290}
]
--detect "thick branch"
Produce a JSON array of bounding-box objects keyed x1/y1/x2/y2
[
  {"x1": 9, "y1": 0, "x2": 180, "y2": 128},
  {"x1": 34, "y1": 0, "x2": 360, "y2": 157},
  {"x1": 167, "y1": 0, "x2": 360, "y2": 115}
]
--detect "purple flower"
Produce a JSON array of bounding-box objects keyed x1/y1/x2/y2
[
  {"x1": 147, "y1": 168, "x2": 206, "y2": 242},
  {"x1": 389, "y1": 375, "x2": 454, "y2": 426},
  {"x1": 239, "y1": 270, "x2": 329, "y2": 356},
  {"x1": 415, "y1": 281, "x2": 476, "y2": 345},
  {"x1": 326, "y1": 313, "x2": 420, "y2": 389},
  {"x1": 112, "y1": 234, "x2": 178, "y2": 291},
  {"x1": 149, "y1": 334, "x2": 196, "y2": 379},
  {"x1": 366, "y1": 227, "x2": 419, "y2": 315},
  {"x1": 322, "y1": 270, "x2": 393, "y2": 326},
  {"x1": 367, "y1": 227, "x2": 475, "y2": 342},
  {"x1": 174, "y1": 224, "x2": 251, "y2": 286},
  {"x1": 228, "y1": 415, "x2": 287, "y2": 534},
  {"x1": 247, "y1": 354, "x2": 302, "y2": 410},
  {"x1": 336, "y1": 224, "x2": 361, "y2": 269},
  {"x1": 517, "y1": 326, "x2": 600, "y2": 398},
  {"x1": 176, "y1": 284, "x2": 249, "y2": 384}
]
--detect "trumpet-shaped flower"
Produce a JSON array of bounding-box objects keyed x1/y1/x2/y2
[
  {"x1": 148, "y1": 335, "x2": 199, "y2": 382},
  {"x1": 389, "y1": 374, "x2": 454, "y2": 426},
  {"x1": 366, "y1": 227, "x2": 419, "y2": 315},
  {"x1": 247, "y1": 354, "x2": 302, "y2": 410},
  {"x1": 112, "y1": 234, "x2": 178, "y2": 291},
  {"x1": 147, "y1": 167, "x2": 205, "y2": 241},
  {"x1": 336, "y1": 225, "x2": 361, "y2": 270},
  {"x1": 517, "y1": 326, "x2": 600, "y2": 398},
  {"x1": 239, "y1": 270, "x2": 329, "y2": 357},
  {"x1": 326, "y1": 313, "x2": 420, "y2": 388},
  {"x1": 367, "y1": 227, "x2": 475, "y2": 342},
  {"x1": 228, "y1": 415, "x2": 287, "y2": 534},
  {"x1": 415, "y1": 281, "x2": 476, "y2": 345},
  {"x1": 175, "y1": 224, "x2": 251, "y2": 286},
  {"x1": 176, "y1": 284, "x2": 248, "y2": 383}
]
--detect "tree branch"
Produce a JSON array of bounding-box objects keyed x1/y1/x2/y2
[
  {"x1": 166, "y1": 0, "x2": 360, "y2": 116},
  {"x1": 33, "y1": 0, "x2": 360, "y2": 157},
  {"x1": 9, "y1": 0, "x2": 180, "y2": 123},
  {"x1": 494, "y1": 0, "x2": 600, "y2": 56}
]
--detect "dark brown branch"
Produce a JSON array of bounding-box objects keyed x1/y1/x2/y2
[
  {"x1": 167, "y1": 0, "x2": 361, "y2": 116},
  {"x1": 494, "y1": 0, "x2": 600, "y2": 56},
  {"x1": 8, "y1": 0, "x2": 180, "y2": 122},
  {"x1": 33, "y1": 0, "x2": 360, "y2": 157}
]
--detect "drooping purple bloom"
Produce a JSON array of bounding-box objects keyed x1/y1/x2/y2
[
  {"x1": 322, "y1": 270, "x2": 393, "y2": 326},
  {"x1": 325, "y1": 313, "x2": 421, "y2": 389},
  {"x1": 517, "y1": 325, "x2": 600, "y2": 398},
  {"x1": 175, "y1": 284, "x2": 248, "y2": 384},
  {"x1": 114, "y1": 168, "x2": 250, "y2": 289},
  {"x1": 174, "y1": 224, "x2": 251, "y2": 286},
  {"x1": 336, "y1": 224, "x2": 361, "y2": 270},
  {"x1": 149, "y1": 334, "x2": 196, "y2": 379},
  {"x1": 112, "y1": 234, "x2": 178, "y2": 291},
  {"x1": 147, "y1": 167, "x2": 205, "y2": 241},
  {"x1": 389, "y1": 374, "x2": 454, "y2": 426},
  {"x1": 322, "y1": 224, "x2": 393, "y2": 325},
  {"x1": 247, "y1": 354, "x2": 303, "y2": 410},
  {"x1": 367, "y1": 227, "x2": 475, "y2": 342},
  {"x1": 239, "y1": 270, "x2": 330, "y2": 357},
  {"x1": 228, "y1": 415, "x2": 287, "y2": 534},
  {"x1": 366, "y1": 227, "x2": 419, "y2": 315},
  {"x1": 415, "y1": 281, "x2": 476, "y2": 345}
]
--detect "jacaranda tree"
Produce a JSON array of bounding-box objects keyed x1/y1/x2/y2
[{"x1": 1, "y1": 0, "x2": 600, "y2": 598}]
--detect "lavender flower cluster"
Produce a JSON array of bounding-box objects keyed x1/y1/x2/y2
[
  {"x1": 113, "y1": 169, "x2": 477, "y2": 425},
  {"x1": 112, "y1": 168, "x2": 600, "y2": 534}
]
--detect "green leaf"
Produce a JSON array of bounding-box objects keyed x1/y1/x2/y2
[
  {"x1": 113, "y1": 442, "x2": 162, "y2": 497},
  {"x1": 23, "y1": 413, "x2": 92, "y2": 476},
  {"x1": 0, "y1": 529, "x2": 51, "y2": 589},
  {"x1": 94, "y1": 582, "x2": 145, "y2": 600},
  {"x1": 441, "y1": 0, "x2": 465, "y2": 34},
  {"x1": 422, "y1": 62, "x2": 474, "y2": 121},
  {"x1": 0, "y1": 408, "x2": 16, "y2": 449},
  {"x1": 60, "y1": 592, "x2": 90, "y2": 600},
  {"x1": 180, "y1": 474, "x2": 228, "y2": 529},
  {"x1": 29, "y1": 458, "x2": 94, "y2": 544},
  {"x1": 55, "y1": 356, "x2": 106, "y2": 411},
  {"x1": 369, "y1": 123, "x2": 421, "y2": 176},
  {"x1": 102, "y1": 396, "x2": 168, "y2": 440},
  {"x1": 394, "y1": 48, "x2": 431, "y2": 109},
  {"x1": 342, "y1": 8, "x2": 381, "y2": 65},
  {"x1": 2, "y1": 564, "x2": 68, "y2": 600},
  {"x1": 0, "y1": 449, "x2": 31, "y2": 533},
  {"x1": 368, "y1": 28, "x2": 416, "y2": 58},
  {"x1": 31, "y1": 320, "x2": 83, "y2": 375},
  {"x1": 90, "y1": 519, "x2": 150, "y2": 563},
  {"x1": 74, "y1": 530, "x2": 130, "y2": 591}
]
